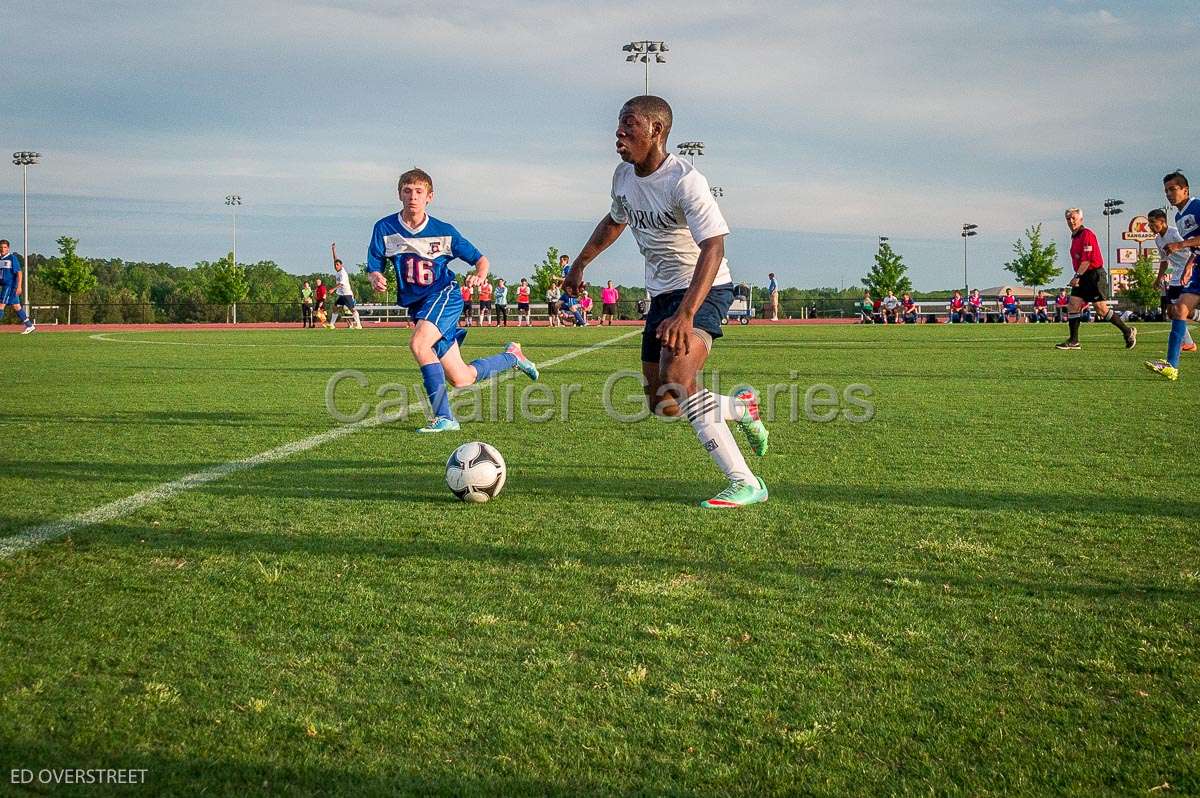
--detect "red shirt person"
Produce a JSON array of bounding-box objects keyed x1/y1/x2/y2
[{"x1": 1057, "y1": 207, "x2": 1134, "y2": 349}]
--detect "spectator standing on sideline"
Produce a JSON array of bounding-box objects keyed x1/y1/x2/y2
[
  {"x1": 313, "y1": 277, "x2": 328, "y2": 326},
  {"x1": 601, "y1": 280, "x2": 619, "y2": 325},
  {"x1": 580, "y1": 289, "x2": 593, "y2": 325},
  {"x1": 559, "y1": 253, "x2": 571, "y2": 278},
  {"x1": 460, "y1": 282, "x2": 474, "y2": 327},
  {"x1": 546, "y1": 279, "x2": 562, "y2": 327},
  {"x1": 767, "y1": 272, "x2": 779, "y2": 320},
  {"x1": 494, "y1": 279, "x2": 509, "y2": 327},
  {"x1": 301, "y1": 280, "x2": 314, "y2": 328},
  {"x1": 516, "y1": 278, "x2": 531, "y2": 326},
  {"x1": 478, "y1": 279, "x2": 493, "y2": 326}
]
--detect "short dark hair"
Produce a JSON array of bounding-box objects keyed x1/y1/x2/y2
[
  {"x1": 334, "y1": 259, "x2": 343, "y2": 266},
  {"x1": 1148, "y1": 208, "x2": 1168, "y2": 222},
  {"x1": 0, "y1": 239, "x2": 8, "y2": 247},
  {"x1": 399, "y1": 167, "x2": 434, "y2": 193},
  {"x1": 622, "y1": 95, "x2": 673, "y2": 140},
  {"x1": 559, "y1": 254, "x2": 569, "y2": 262},
  {"x1": 1163, "y1": 171, "x2": 1188, "y2": 188}
]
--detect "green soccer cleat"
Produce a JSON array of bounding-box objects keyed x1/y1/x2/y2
[
  {"x1": 505, "y1": 342, "x2": 539, "y2": 381},
  {"x1": 1144, "y1": 359, "x2": 1179, "y2": 381},
  {"x1": 700, "y1": 476, "x2": 769, "y2": 509},
  {"x1": 732, "y1": 386, "x2": 769, "y2": 456},
  {"x1": 417, "y1": 416, "x2": 461, "y2": 433}
]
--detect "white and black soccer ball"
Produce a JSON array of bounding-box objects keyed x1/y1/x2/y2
[{"x1": 445, "y1": 441, "x2": 507, "y2": 503}]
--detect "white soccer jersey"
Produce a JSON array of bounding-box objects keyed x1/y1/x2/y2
[
  {"x1": 1156, "y1": 227, "x2": 1190, "y2": 287},
  {"x1": 333, "y1": 267, "x2": 354, "y2": 297},
  {"x1": 609, "y1": 154, "x2": 732, "y2": 297}
]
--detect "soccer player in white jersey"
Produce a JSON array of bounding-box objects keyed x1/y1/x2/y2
[
  {"x1": 1148, "y1": 208, "x2": 1195, "y2": 351},
  {"x1": 327, "y1": 244, "x2": 362, "y2": 330},
  {"x1": 1146, "y1": 172, "x2": 1200, "y2": 380},
  {"x1": 564, "y1": 96, "x2": 769, "y2": 508}
]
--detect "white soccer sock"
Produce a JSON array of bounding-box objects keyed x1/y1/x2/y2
[
  {"x1": 680, "y1": 389, "x2": 754, "y2": 483},
  {"x1": 330, "y1": 312, "x2": 340, "y2": 325},
  {"x1": 352, "y1": 309, "x2": 361, "y2": 325}
]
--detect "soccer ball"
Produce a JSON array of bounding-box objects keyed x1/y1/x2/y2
[{"x1": 445, "y1": 441, "x2": 507, "y2": 503}]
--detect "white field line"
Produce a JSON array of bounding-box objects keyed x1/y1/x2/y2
[{"x1": 2, "y1": 329, "x2": 640, "y2": 558}]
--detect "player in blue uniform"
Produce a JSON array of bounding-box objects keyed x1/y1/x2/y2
[
  {"x1": 0, "y1": 240, "x2": 35, "y2": 334},
  {"x1": 367, "y1": 169, "x2": 538, "y2": 432},
  {"x1": 1147, "y1": 172, "x2": 1200, "y2": 381}
]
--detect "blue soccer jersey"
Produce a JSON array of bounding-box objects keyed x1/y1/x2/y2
[
  {"x1": 1176, "y1": 198, "x2": 1200, "y2": 247},
  {"x1": 0, "y1": 252, "x2": 22, "y2": 286},
  {"x1": 367, "y1": 213, "x2": 483, "y2": 307}
]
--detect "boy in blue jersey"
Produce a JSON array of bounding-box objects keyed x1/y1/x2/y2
[
  {"x1": 0, "y1": 240, "x2": 35, "y2": 334},
  {"x1": 367, "y1": 169, "x2": 539, "y2": 432},
  {"x1": 1146, "y1": 171, "x2": 1200, "y2": 381}
]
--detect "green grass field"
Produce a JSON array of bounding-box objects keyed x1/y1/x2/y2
[{"x1": 1, "y1": 322, "x2": 1197, "y2": 796}]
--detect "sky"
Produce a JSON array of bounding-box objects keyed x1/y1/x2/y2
[{"x1": 1, "y1": 0, "x2": 1196, "y2": 290}]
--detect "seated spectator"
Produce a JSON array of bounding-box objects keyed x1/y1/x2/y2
[
  {"x1": 947, "y1": 290, "x2": 965, "y2": 323},
  {"x1": 859, "y1": 292, "x2": 874, "y2": 323},
  {"x1": 872, "y1": 295, "x2": 884, "y2": 324},
  {"x1": 1000, "y1": 288, "x2": 1020, "y2": 323},
  {"x1": 1054, "y1": 288, "x2": 1069, "y2": 322},
  {"x1": 1032, "y1": 290, "x2": 1049, "y2": 323},
  {"x1": 900, "y1": 292, "x2": 919, "y2": 323},
  {"x1": 966, "y1": 288, "x2": 983, "y2": 322},
  {"x1": 882, "y1": 290, "x2": 900, "y2": 324}
]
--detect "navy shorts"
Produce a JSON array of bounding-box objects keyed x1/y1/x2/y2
[
  {"x1": 411, "y1": 282, "x2": 466, "y2": 358},
  {"x1": 642, "y1": 283, "x2": 734, "y2": 363},
  {"x1": 334, "y1": 294, "x2": 356, "y2": 309}
]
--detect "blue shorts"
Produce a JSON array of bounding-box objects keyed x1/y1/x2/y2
[
  {"x1": 334, "y1": 294, "x2": 356, "y2": 309},
  {"x1": 0, "y1": 284, "x2": 18, "y2": 306},
  {"x1": 1003, "y1": 306, "x2": 1018, "y2": 316},
  {"x1": 411, "y1": 282, "x2": 466, "y2": 358},
  {"x1": 642, "y1": 283, "x2": 733, "y2": 363}
]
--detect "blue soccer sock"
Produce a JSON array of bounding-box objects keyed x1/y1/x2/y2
[
  {"x1": 420, "y1": 362, "x2": 453, "y2": 420},
  {"x1": 1167, "y1": 319, "x2": 1187, "y2": 368},
  {"x1": 469, "y1": 351, "x2": 517, "y2": 383},
  {"x1": 15, "y1": 308, "x2": 29, "y2": 326}
]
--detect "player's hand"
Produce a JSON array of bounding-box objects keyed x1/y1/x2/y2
[
  {"x1": 1164, "y1": 241, "x2": 1181, "y2": 254},
  {"x1": 369, "y1": 272, "x2": 388, "y2": 293},
  {"x1": 563, "y1": 265, "x2": 584, "y2": 297},
  {"x1": 465, "y1": 271, "x2": 486, "y2": 289},
  {"x1": 13, "y1": 286, "x2": 20, "y2": 297},
  {"x1": 656, "y1": 312, "x2": 693, "y2": 356}
]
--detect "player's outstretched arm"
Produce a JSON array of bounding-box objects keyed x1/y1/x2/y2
[
  {"x1": 656, "y1": 234, "x2": 725, "y2": 357},
  {"x1": 565, "y1": 215, "x2": 626, "y2": 296}
]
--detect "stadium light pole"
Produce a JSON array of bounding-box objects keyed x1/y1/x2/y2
[
  {"x1": 961, "y1": 223, "x2": 978, "y2": 292},
  {"x1": 710, "y1": 186, "x2": 724, "y2": 198},
  {"x1": 225, "y1": 194, "x2": 241, "y2": 265},
  {"x1": 12, "y1": 152, "x2": 40, "y2": 319},
  {"x1": 676, "y1": 141, "x2": 704, "y2": 165},
  {"x1": 1103, "y1": 198, "x2": 1124, "y2": 268},
  {"x1": 622, "y1": 41, "x2": 668, "y2": 95}
]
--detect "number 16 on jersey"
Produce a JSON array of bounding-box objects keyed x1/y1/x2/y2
[{"x1": 404, "y1": 256, "x2": 434, "y2": 286}]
